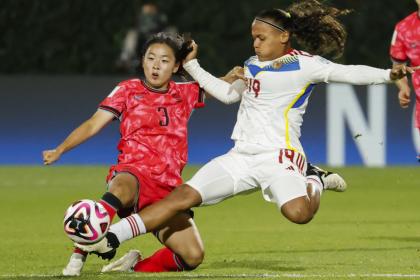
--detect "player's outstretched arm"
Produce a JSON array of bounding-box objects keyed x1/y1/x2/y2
[
  {"x1": 317, "y1": 59, "x2": 419, "y2": 86},
  {"x1": 183, "y1": 41, "x2": 244, "y2": 104},
  {"x1": 42, "y1": 110, "x2": 114, "y2": 165}
]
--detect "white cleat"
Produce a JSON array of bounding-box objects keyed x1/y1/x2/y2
[
  {"x1": 321, "y1": 171, "x2": 347, "y2": 192},
  {"x1": 308, "y1": 164, "x2": 347, "y2": 192},
  {"x1": 62, "y1": 253, "x2": 85, "y2": 277},
  {"x1": 101, "y1": 250, "x2": 141, "y2": 273}
]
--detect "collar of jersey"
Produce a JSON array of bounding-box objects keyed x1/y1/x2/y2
[
  {"x1": 141, "y1": 80, "x2": 171, "y2": 94},
  {"x1": 245, "y1": 54, "x2": 300, "y2": 77}
]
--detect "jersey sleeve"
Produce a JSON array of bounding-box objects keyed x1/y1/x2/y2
[
  {"x1": 99, "y1": 84, "x2": 127, "y2": 119},
  {"x1": 390, "y1": 24, "x2": 409, "y2": 63},
  {"x1": 180, "y1": 82, "x2": 205, "y2": 109},
  {"x1": 303, "y1": 55, "x2": 391, "y2": 85}
]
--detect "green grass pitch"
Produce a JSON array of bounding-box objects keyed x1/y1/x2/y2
[{"x1": 0, "y1": 166, "x2": 419, "y2": 279}]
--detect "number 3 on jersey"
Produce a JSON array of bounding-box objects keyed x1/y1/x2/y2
[
  {"x1": 157, "y1": 107, "x2": 169, "y2": 126},
  {"x1": 246, "y1": 78, "x2": 261, "y2": 97}
]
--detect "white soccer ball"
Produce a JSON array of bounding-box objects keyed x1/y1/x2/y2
[{"x1": 63, "y1": 199, "x2": 110, "y2": 244}]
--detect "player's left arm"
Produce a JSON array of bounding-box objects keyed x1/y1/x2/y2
[{"x1": 308, "y1": 56, "x2": 417, "y2": 85}]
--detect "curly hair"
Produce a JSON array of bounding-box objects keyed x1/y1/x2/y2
[{"x1": 256, "y1": 0, "x2": 351, "y2": 58}]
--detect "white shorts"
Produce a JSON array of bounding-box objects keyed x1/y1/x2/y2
[{"x1": 186, "y1": 145, "x2": 308, "y2": 207}]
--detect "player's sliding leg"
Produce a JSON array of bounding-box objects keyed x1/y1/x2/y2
[
  {"x1": 62, "y1": 172, "x2": 138, "y2": 276},
  {"x1": 102, "y1": 212, "x2": 204, "y2": 273},
  {"x1": 306, "y1": 163, "x2": 347, "y2": 192},
  {"x1": 77, "y1": 159, "x2": 236, "y2": 255}
]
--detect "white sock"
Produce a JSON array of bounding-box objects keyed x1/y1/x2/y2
[
  {"x1": 109, "y1": 214, "x2": 146, "y2": 244},
  {"x1": 71, "y1": 252, "x2": 86, "y2": 262},
  {"x1": 307, "y1": 175, "x2": 323, "y2": 195}
]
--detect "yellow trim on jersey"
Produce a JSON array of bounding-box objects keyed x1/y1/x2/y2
[{"x1": 283, "y1": 83, "x2": 311, "y2": 152}]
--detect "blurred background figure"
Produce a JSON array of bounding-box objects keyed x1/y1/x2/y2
[
  {"x1": 390, "y1": 0, "x2": 420, "y2": 159},
  {"x1": 116, "y1": 2, "x2": 177, "y2": 74}
]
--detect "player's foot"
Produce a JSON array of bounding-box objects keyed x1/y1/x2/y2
[
  {"x1": 417, "y1": 154, "x2": 420, "y2": 162},
  {"x1": 75, "y1": 232, "x2": 120, "y2": 260},
  {"x1": 101, "y1": 250, "x2": 142, "y2": 273},
  {"x1": 307, "y1": 163, "x2": 347, "y2": 192},
  {"x1": 62, "y1": 253, "x2": 86, "y2": 277}
]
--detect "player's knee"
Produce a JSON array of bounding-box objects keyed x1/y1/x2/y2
[
  {"x1": 281, "y1": 201, "x2": 313, "y2": 224},
  {"x1": 108, "y1": 175, "x2": 137, "y2": 207},
  {"x1": 168, "y1": 184, "x2": 202, "y2": 211},
  {"x1": 181, "y1": 248, "x2": 204, "y2": 270}
]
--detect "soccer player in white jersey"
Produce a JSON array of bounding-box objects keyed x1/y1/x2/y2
[{"x1": 77, "y1": 0, "x2": 417, "y2": 271}]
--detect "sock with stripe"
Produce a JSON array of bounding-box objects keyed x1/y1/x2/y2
[
  {"x1": 109, "y1": 214, "x2": 146, "y2": 244},
  {"x1": 99, "y1": 192, "x2": 123, "y2": 221},
  {"x1": 307, "y1": 175, "x2": 323, "y2": 195},
  {"x1": 133, "y1": 247, "x2": 191, "y2": 272}
]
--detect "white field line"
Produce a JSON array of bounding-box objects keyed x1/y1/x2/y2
[{"x1": 1, "y1": 273, "x2": 420, "y2": 278}]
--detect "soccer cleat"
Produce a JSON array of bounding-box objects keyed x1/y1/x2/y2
[
  {"x1": 75, "y1": 232, "x2": 120, "y2": 260},
  {"x1": 101, "y1": 250, "x2": 142, "y2": 273},
  {"x1": 307, "y1": 163, "x2": 347, "y2": 192},
  {"x1": 62, "y1": 253, "x2": 86, "y2": 277}
]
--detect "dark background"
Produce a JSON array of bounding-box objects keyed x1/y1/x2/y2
[
  {"x1": 1, "y1": 1, "x2": 418, "y2": 166},
  {"x1": 1, "y1": 0, "x2": 417, "y2": 75}
]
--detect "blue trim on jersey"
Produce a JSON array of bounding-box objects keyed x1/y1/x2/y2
[
  {"x1": 246, "y1": 61, "x2": 301, "y2": 77},
  {"x1": 292, "y1": 84, "x2": 316, "y2": 108}
]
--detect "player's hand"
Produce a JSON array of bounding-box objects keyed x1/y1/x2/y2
[
  {"x1": 183, "y1": 40, "x2": 198, "y2": 64},
  {"x1": 390, "y1": 64, "x2": 420, "y2": 80},
  {"x1": 42, "y1": 149, "x2": 62, "y2": 165},
  {"x1": 223, "y1": 66, "x2": 245, "y2": 83},
  {"x1": 398, "y1": 87, "x2": 411, "y2": 108}
]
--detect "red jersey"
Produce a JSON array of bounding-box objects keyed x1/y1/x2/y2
[
  {"x1": 99, "y1": 79, "x2": 204, "y2": 187},
  {"x1": 390, "y1": 11, "x2": 420, "y2": 128}
]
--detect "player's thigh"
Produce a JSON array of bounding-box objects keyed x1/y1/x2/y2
[
  {"x1": 157, "y1": 212, "x2": 204, "y2": 265},
  {"x1": 108, "y1": 172, "x2": 138, "y2": 207},
  {"x1": 265, "y1": 173, "x2": 308, "y2": 208},
  {"x1": 186, "y1": 157, "x2": 237, "y2": 205}
]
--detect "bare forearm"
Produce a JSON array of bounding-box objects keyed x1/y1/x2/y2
[
  {"x1": 394, "y1": 76, "x2": 409, "y2": 90},
  {"x1": 55, "y1": 121, "x2": 100, "y2": 155}
]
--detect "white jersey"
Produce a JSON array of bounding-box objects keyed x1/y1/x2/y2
[
  {"x1": 231, "y1": 50, "x2": 391, "y2": 154},
  {"x1": 184, "y1": 51, "x2": 391, "y2": 155}
]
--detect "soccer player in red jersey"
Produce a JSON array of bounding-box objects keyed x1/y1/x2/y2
[
  {"x1": 390, "y1": 0, "x2": 420, "y2": 158},
  {"x1": 43, "y1": 32, "x2": 241, "y2": 276}
]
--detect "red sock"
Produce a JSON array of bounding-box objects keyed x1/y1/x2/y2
[
  {"x1": 134, "y1": 247, "x2": 184, "y2": 272},
  {"x1": 73, "y1": 247, "x2": 88, "y2": 257},
  {"x1": 99, "y1": 200, "x2": 117, "y2": 221}
]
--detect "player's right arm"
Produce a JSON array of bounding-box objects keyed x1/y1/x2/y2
[{"x1": 42, "y1": 110, "x2": 114, "y2": 165}]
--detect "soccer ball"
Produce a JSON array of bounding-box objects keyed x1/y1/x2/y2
[{"x1": 63, "y1": 199, "x2": 110, "y2": 244}]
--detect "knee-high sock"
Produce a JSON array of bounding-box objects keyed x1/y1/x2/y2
[
  {"x1": 133, "y1": 247, "x2": 190, "y2": 272},
  {"x1": 109, "y1": 214, "x2": 146, "y2": 244}
]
